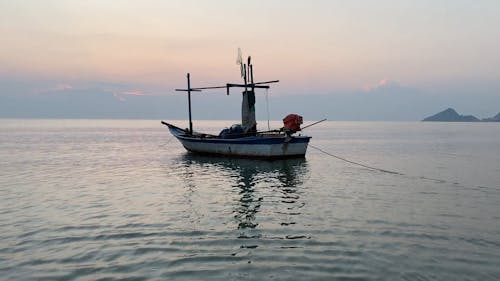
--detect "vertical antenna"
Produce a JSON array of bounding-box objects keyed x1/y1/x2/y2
[
  {"x1": 249, "y1": 56, "x2": 254, "y2": 85},
  {"x1": 243, "y1": 63, "x2": 247, "y2": 93},
  {"x1": 187, "y1": 73, "x2": 193, "y2": 135}
]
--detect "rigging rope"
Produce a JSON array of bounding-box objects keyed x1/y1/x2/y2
[
  {"x1": 265, "y1": 88, "x2": 270, "y2": 131},
  {"x1": 309, "y1": 144, "x2": 402, "y2": 175}
]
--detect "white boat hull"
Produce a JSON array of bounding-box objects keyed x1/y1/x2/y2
[
  {"x1": 163, "y1": 122, "x2": 310, "y2": 158},
  {"x1": 180, "y1": 138, "x2": 309, "y2": 158}
]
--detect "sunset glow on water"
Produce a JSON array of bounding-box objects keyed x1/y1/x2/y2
[{"x1": 1, "y1": 120, "x2": 499, "y2": 280}]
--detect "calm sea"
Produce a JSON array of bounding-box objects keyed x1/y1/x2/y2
[{"x1": 1, "y1": 119, "x2": 499, "y2": 280}]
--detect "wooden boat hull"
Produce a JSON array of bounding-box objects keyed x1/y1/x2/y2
[{"x1": 164, "y1": 122, "x2": 311, "y2": 158}]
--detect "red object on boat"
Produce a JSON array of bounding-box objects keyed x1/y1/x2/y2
[{"x1": 283, "y1": 114, "x2": 303, "y2": 133}]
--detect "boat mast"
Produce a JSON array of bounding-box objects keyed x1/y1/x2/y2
[
  {"x1": 175, "y1": 73, "x2": 201, "y2": 135},
  {"x1": 243, "y1": 56, "x2": 257, "y2": 133},
  {"x1": 174, "y1": 51, "x2": 277, "y2": 135},
  {"x1": 249, "y1": 56, "x2": 254, "y2": 89},
  {"x1": 187, "y1": 73, "x2": 193, "y2": 134},
  {"x1": 243, "y1": 63, "x2": 247, "y2": 94}
]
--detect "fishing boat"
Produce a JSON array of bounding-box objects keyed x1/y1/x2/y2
[{"x1": 161, "y1": 53, "x2": 316, "y2": 159}]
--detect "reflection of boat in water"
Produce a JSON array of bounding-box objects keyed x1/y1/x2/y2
[
  {"x1": 162, "y1": 52, "x2": 311, "y2": 159},
  {"x1": 176, "y1": 153, "x2": 309, "y2": 230},
  {"x1": 178, "y1": 153, "x2": 309, "y2": 188}
]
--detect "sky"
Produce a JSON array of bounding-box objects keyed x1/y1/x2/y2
[{"x1": 1, "y1": 0, "x2": 500, "y2": 120}]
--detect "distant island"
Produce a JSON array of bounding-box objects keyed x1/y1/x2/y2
[
  {"x1": 483, "y1": 112, "x2": 500, "y2": 122},
  {"x1": 422, "y1": 108, "x2": 500, "y2": 122}
]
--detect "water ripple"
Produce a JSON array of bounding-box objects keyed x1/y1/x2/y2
[{"x1": 1, "y1": 120, "x2": 500, "y2": 280}]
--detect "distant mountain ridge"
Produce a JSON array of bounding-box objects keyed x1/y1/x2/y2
[
  {"x1": 423, "y1": 108, "x2": 500, "y2": 122},
  {"x1": 482, "y1": 112, "x2": 500, "y2": 122}
]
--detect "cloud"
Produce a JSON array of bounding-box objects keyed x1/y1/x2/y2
[
  {"x1": 112, "y1": 90, "x2": 157, "y2": 102},
  {"x1": 53, "y1": 83, "x2": 73, "y2": 91},
  {"x1": 112, "y1": 92, "x2": 126, "y2": 102},
  {"x1": 35, "y1": 83, "x2": 74, "y2": 94},
  {"x1": 121, "y1": 90, "x2": 148, "y2": 96},
  {"x1": 363, "y1": 78, "x2": 401, "y2": 92}
]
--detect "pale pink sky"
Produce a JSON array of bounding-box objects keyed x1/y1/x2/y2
[
  {"x1": 1, "y1": 1, "x2": 500, "y2": 119},
  {"x1": 2, "y1": 1, "x2": 499, "y2": 92}
]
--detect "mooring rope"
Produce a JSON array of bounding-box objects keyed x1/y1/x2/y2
[
  {"x1": 159, "y1": 135, "x2": 175, "y2": 147},
  {"x1": 309, "y1": 144, "x2": 402, "y2": 175},
  {"x1": 309, "y1": 143, "x2": 463, "y2": 185}
]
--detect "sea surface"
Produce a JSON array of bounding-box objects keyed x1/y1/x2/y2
[{"x1": 1, "y1": 119, "x2": 499, "y2": 280}]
